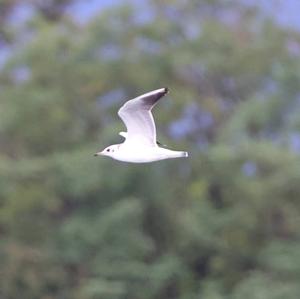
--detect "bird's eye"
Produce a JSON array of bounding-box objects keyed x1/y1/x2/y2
[{"x1": 107, "y1": 149, "x2": 110, "y2": 152}]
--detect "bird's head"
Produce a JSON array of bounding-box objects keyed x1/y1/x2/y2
[{"x1": 94, "y1": 144, "x2": 120, "y2": 158}]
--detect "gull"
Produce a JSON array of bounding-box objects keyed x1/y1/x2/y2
[
  {"x1": 94, "y1": 88, "x2": 188, "y2": 163},
  {"x1": 118, "y1": 131, "x2": 166, "y2": 147}
]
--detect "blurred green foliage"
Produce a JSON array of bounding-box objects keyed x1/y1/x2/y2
[{"x1": 1, "y1": 0, "x2": 300, "y2": 298}]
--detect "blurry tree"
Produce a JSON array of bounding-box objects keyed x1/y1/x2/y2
[
  {"x1": 0, "y1": 0, "x2": 300, "y2": 299},
  {"x1": 0, "y1": 0, "x2": 19, "y2": 44}
]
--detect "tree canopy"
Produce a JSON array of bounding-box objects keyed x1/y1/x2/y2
[{"x1": 1, "y1": 1, "x2": 300, "y2": 298}]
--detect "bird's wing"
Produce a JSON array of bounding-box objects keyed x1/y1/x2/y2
[{"x1": 118, "y1": 87, "x2": 168, "y2": 146}]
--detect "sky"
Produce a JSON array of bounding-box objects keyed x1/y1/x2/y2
[
  {"x1": 66, "y1": 0, "x2": 300, "y2": 29},
  {"x1": 256, "y1": 0, "x2": 300, "y2": 29},
  {"x1": 8, "y1": 0, "x2": 300, "y2": 29},
  {"x1": 1, "y1": 0, "x2": 299, "y2": 69}
]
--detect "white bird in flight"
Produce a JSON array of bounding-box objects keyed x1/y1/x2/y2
[{"x1": 95, "y1": 88, "x2": 188, "y2": 163}]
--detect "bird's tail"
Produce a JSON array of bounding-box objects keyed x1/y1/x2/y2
[
  {"x1": 172, "y1": 151, "x2": 188, "y2": 158},
  {"x1": 180, "y1": 151, "x2": 189, "y2": 158}
]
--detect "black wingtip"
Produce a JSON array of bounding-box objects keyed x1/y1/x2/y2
[{"x1": 164, "y1": 87, "x2": 169, "y2": 94}]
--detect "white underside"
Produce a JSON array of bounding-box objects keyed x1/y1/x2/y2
[{"x1": 111, "y1": 144, "x2": 188, "y2": 163}]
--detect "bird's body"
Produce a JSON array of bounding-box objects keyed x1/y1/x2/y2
[
  {"x1": 95, "y1": 87, "x2": 188, "y2": 163},
  {"x1": 119, "y1": 131, "x2": 167, "y2": 147},
  {"x1": 109, "y1": 143, "x2": 187, "y2": 163}
]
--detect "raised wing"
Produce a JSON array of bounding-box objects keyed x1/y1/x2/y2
[{"x1": 118, "y1": 88, "x2": 168, "y2": 146}]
